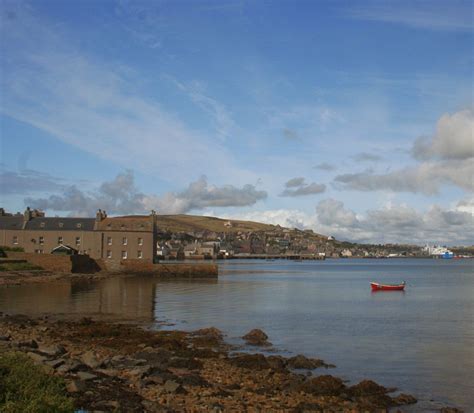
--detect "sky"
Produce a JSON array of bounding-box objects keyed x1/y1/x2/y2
[{"x1": 0, "y1": 0, "x2": 473, "y2": 245}]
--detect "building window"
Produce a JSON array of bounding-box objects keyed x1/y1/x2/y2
[
  {"x1": 59, "y1": 222, "x2": 64, "y2": 228},
  {"x1": 122, "y1": 237, "x2": 127, "y2": 245},
  {"x1": 106, "y1": 250, "x2": 112, "y2": 259},
  {"x1": 137, "y1": 250, "x2": 143, "y2": 259},
  {"x1": 40, "y1": 222, "x2": 45, "y2": 228},
  {"x1": 138, "y1": 237, "x2": 143, "y2": 246},
  {"x1": 58, "y1": 236, "x2": 63, "y2": 244},
  {"x1": 121, "y1": 251, "x2": 127, "y2": 259},
  {"x1": 107, "y1": 236, "x2": 112, "y2": 246},
  {"x1": 12, "y1": 236, "x2": 18, "y2": 245},
  {"x1": 39, "y1": 236, "x2": 44, "y2": 245},
  {"x1": 75, "y1": 237, "x2": 81, "y2": 246}
]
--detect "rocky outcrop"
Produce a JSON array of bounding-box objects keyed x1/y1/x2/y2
[{"x1": 242, "y1": 328, "x2": 271, "y2": 346}]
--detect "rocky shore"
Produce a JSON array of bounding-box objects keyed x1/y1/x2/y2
[{"x1": 0, "y1": 313, "x2": 429, "y2": 412}]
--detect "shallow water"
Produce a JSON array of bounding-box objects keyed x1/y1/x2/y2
[{"x1": 0, "y1": 258, "x2": 472, "y2": 411}]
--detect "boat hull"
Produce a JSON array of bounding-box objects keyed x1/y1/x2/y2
[{"x1": 371, "y1": 282, "x2": 405, "y2": 291}]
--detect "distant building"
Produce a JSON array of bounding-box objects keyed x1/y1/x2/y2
[{"x1": 0, "y1": 207, "x2": 158, "y2": 262}]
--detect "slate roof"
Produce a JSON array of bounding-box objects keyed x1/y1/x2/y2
[
  {"x1": 24, "y1": 217, "x2": 96, "y2": 231},
  {"x1": 0, "y1": 216, "x2": 24, "y2": 230},
  {"x1": 96, "y1": 216, "x2": 153, "y2": 232}
]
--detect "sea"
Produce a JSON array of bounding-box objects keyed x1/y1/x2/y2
[{"x1": 0, "y1": 258, "x2": 472, "y2": 411}]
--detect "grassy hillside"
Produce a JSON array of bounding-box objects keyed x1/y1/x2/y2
[{"x1": 155, "y1": 214, "x2": 280, "y2": 233}]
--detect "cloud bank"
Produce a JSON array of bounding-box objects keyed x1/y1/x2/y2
[
  {"x1": 225, "y1": 199, "x2": 474, "y2": 245},
  {"x1": 24, "y1": 172, "x2": 267, "y2": 216},
  {"x1": 334, "y1": 109, "x2": 474, "y2": 194}
]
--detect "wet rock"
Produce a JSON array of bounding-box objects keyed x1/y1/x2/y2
[
  {"x1": 349, "y1": 379, "x2": 388, "y2": 396},
  {"x1": 180, "y1": 373, "x2": 210, "y2": 387},
  {"x1": 169, "y1": 356, "x2": 203, "y2": 370},
  {"x1": 230, "y1": 353, "x2": 270, "y2": 370},
  {"x1": 393, "y1": 393, "x2": 417, "y2": 405},
  {"x1": 18, "y1": 339, "x2": 38, "y2": 349},
  {"x1": 242, "y1": 329, "x2": 270, "y2": 346},
  {"x1": 194, "y1": 327, "x2": 223, "y2": 340},
  {"x1": 26, "y1": 351, "x2": 48, "y2": 364},
  {"x1": 267, "y1": 355, "x2": 287, "y2": 371},
  {"x1": 134, "y1": 350, "x2": 171, "y2": 368},
  {"x1": 66, "y1": 379, "x2": 87, "y2": 393},
  {"x1": 163, "y1": 379, "x2": 186, "y2": 394},
  {"x1": 38, "y1": 344, "x2": 66, "y2": 358},
  {"x1": 77, "y1": 371, "x2": 98, "y2": 381},
  {"x1": 299, "y1": 375, "x2": 346, "y2": 396},
  {"x1": 81, "y1": 350, "x2": 102, "y2": 369},
  {"x1": 287, "y1": 355, "x2": 326, "y2": 370}
]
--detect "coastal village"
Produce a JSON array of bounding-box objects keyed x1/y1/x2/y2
[{"x1": 1, "y1": 207, "x2": 469, "y2": 264}]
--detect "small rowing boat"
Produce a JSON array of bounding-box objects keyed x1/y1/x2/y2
[{"x1": 371, "y1": 281, "x2": 405, "y2": 291}]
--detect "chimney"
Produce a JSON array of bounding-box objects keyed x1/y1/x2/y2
[{"x1": 96, "y1": 209, "x2": 107, "y2": 222}]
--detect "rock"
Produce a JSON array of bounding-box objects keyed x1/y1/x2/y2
[
  {"x1": 56, "y1": 359, "x2": 83, "y2": 374},
  {"x1": 242, "y1": 329, "x2": 270, "y2": 346},
  {"x1": 163, "y1": 379, "x2": 186, "y2": 394},
  {"x1": 194, "y1": 327, "x2": 224, "y2": 340},
  {"x1": 76, "y1": 371, "x2": 97, "y2": 381},
  {"x1": 299, "y1": 375, "x2": 346, "y2": 396},
  {"x1": 287, "y1": 355, "x2": 325, "y2": 370},
  {"x1": 38, "y1": 344, "x2": 66, "y2": 358},
  {"x1": 26, "y1": 351, "x2": 48, "y2": 364},
  {"x1": 230, "y1": 354, "x2": 270, "y2": 370},
  {"x1": 0, "y1": 335, "x2": 11, "y2": 341},
  {"x1": 44, "y1": 358, "x2": 65, "y2": 369},
  {"x1": 266, "y1": 355, "x2": 287, "y2": 371},
  {"x1": 440, "y1": 408, "x2": 464, "y2": 413},
  {"x1": 18, "y1": 339, "x2": 38, "y2": 349},
  {"x1": 81, "y1": 350, "x2": 102, "y2": 369},
  {"x1": 96, "y1": 400, "x2": 120, "y2": 409},
  {"x1": 349, "y1": 379, "x2": 388, "y2": 396},
  {"x1": 393, "y1": 393, "x2": 417, "y2": 405},
  {"x1": 127, "y1": 366, "x2": 152, "y2": 379},
  {"x1": 96, "y1": 368, "x2": 120, "y2": 377},
  {"x1": 66, "y1": 379, "x2": 86, "y2": 393}
]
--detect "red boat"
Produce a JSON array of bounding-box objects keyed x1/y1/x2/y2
[{"x1": 371, "y1": 281, "x2": 405, "y2": 291}]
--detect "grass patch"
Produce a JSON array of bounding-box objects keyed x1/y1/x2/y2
[
  {"x1": 0, "y1": 262, "x2": 43, "y2": 272},
  {"x1": 0, "y1": 246, "x2": 25, "y2": 253},
  {"x1": 0, "y1": 352, "x2": 74, "y2": 413}
]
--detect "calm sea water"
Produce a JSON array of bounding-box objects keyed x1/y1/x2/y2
[{"x1": 0, "y1": 259, "x2": 472, "y2": 411}]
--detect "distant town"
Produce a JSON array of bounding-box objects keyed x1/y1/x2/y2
[{"x1": 0, "y1": 207, "x2": 472, "y2": 262}]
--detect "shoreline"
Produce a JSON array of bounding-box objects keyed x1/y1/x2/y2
[{"x1": 0, "y1": 313, "x2": 426, "y2": 412}]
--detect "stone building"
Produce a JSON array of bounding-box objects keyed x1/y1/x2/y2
[{"x1": 0, "y1": 207, "x2": 158, "y2": 262}]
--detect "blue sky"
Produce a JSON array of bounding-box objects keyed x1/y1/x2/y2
[{"x1": 1, "y1": 0, "x2": 473, "y2": 244}]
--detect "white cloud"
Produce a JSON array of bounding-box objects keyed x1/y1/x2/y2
[
  {"x1": 344, "y1": 1, "x2": 473, "y2": 32},
  {"x1": 412, "y1": 109, "x2": 474, "y2": 160}
]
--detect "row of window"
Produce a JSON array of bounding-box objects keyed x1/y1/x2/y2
[
  {"x1": 107, "y1": 237, "x2": 143, "y2": 246},
  {"x1": 12, "y1": 236, "x2": 144, "y2": 247},
  {"x1": 106, "y1": 250, "x2": 143, "y2": 259}
]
